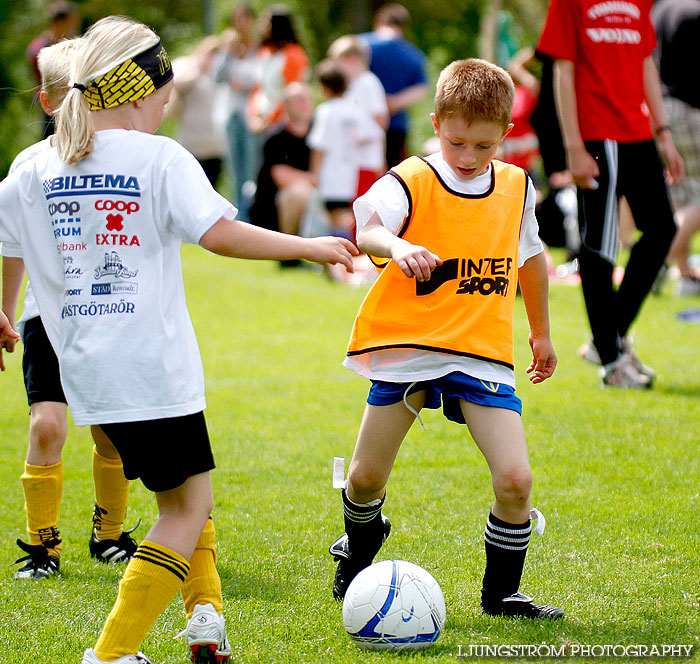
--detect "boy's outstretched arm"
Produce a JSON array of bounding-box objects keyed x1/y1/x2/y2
[
  {"x1": 357, "y1": 212, "x2": 442, "y2": 281},
  {"x1": 199, "y1": 217, "x2": 359, "y2": 270},
  {"x1": 518, "y1": 251, "x2": 557, "y2": 384}
]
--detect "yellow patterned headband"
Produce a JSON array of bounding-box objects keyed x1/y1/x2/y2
[{"x1": 73, "y1": 41, "x2": 173, "y2": 111}]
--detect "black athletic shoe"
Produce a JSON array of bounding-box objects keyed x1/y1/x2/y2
[
  {"x1": 329, "y1": 515, "x2": 391, "y2": 600},
  {"x1": 12, "y1": 539, "x2": 60, "y2": 580},
  {"x1": 89, "y1": 520, "x2": 140, "y2": 563},
  {"x1": 482, "y1": 592, "x2": 565, "y2": 619}
]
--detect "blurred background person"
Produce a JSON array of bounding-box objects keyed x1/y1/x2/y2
[
  {"x1": 249, "y1": 81, "x2": 315, "y2": 243},
  {"x1": 308, "y1": 60, "x2": 383, "y2": 242},
  {"x1": 171, "y1": 36, "x2": 227, "y2": 188},
  {"x1": 360, "y1": 3, "x2": 428, "y2": 168},
  {"x1": 509, "y1": 46, "x2": 581, "y2": 270},
  {"x1": 26, "y1": 1, "x2": 81, "y2": 138},
  {"x1": 653, "y1": 0, "x2": 700, "y2": 296},
  {"x1": 214, "y1": 3, "x2": 259, "y2": 221},
  {"x1": 502, "y1": 46, "x2": 541, "y2": 176},
  {"x1": 247, "y1": 5, "x2": 309, "y2": 140},
  {"x1": 328, "y1": 34, "x2": 388, "y2": 198}
]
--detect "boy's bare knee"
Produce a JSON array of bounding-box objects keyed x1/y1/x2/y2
[
  {"x1": 493, "y1": 467, "x2": 532, "y2": 506},
  {"x1": 347, "y1": 470, "x2": 386, "y2": 499}
]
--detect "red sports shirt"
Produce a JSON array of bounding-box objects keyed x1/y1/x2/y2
[{"x1": 537, "y1": 0, "x2": 656, "y2": 142}]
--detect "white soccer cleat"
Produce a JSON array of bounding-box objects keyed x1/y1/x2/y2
[
  {"x1": 176, "y1": 603, "x2": 231, "y2": 663},
  {"x1": 81, "y1": 648, "x2": 152, "y2": 663}
]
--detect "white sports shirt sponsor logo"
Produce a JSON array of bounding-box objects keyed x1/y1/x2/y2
[
  {"x1": 587, "y1": 1, "x2": 640, "y2": 21},
  {"x1": 95, "y1": 200, "x2": 140, "y2": 214}
]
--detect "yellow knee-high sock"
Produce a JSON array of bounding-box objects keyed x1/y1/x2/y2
[
  {"x1": 21, "y1": 461, "x2": 63, "y2": 558},
  {"x1": 181, "y1": 517, "x2": 222, "y2": 617},
  {"x1": 92, "y1": 446, "x2": 129, "y2": 541},
  {"x1": 94, "y1": 541, "x2": 189, "y2": 660}
]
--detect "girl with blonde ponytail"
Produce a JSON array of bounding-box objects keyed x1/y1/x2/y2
[
  {"x1": 0, "y1": 15, "x2": 357, "y2": 664},
  {"x1": 55, "y1": 16, "x2": 159, "y2": 164},
  {"x1": 5, "y1": 35, "x2": 138, "y2": 595}
]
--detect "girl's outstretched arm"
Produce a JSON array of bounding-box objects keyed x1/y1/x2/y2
[{"x1": 199, "y1": 217, "x2": 359, "y2": 271}]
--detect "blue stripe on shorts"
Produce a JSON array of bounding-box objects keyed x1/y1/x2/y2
[{"x1": 367, "y1": 371, "x2": 522, "y2": 424}]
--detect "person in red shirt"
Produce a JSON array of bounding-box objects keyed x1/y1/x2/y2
[
  {"x1": 501, "y1": 48, "x2": 541, "y2": 174},
  {"x1": 538, "y1": 0, "x2": 684, "y2": 388}
]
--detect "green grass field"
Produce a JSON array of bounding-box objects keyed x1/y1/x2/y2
[{"x1": 1, "y1": 247, "x2": 699, "y2": 663}]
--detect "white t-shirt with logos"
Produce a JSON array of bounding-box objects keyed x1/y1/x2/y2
[
  {"x1": 0, "y1": 137, "x2": 54, "y2": 333},
  {"x1": 343, "y1": 152, "x2": 543, "y2": 388},
  {"x1": 0, "y1": 129, "x2": 235, "y2": 425}
]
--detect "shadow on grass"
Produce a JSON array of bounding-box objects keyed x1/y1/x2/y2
[
  {"x1": 220, "y1": 566, "x2": 292, "y2": 602},
  {"x1": 656, "y1": 383, "x2": 700, "y2": 399}
]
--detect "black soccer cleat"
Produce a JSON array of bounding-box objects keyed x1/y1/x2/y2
[
  {"x1": 12, "y1": 539, "x2": 60, "y2": 580},
  {"x1": 89, "y1": 520, "x2": 140, "y2": 563},
  {"x1": 482, "y1": 592, "x2": 565, "y2": 619},
  {"x1": 329, "y1": 515, "x2": 391, "y2": 600}
]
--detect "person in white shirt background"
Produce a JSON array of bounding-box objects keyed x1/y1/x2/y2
[{"x1": 327, "y1": 34, "x2": 389, "y2": 197}]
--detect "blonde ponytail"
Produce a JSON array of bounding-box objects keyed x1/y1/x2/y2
[
  {"x1": 54, "y1": 15, "x2": 159, "y2": 164},
  {"x1": 55, "y1": 85, "x2": 95, "y2": 164}
]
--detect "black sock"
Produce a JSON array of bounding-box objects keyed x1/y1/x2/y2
[
  {"x1": 481, "y1": 512, "x2": 531, "y2": 606},
  {"x1": 342, "y1": 489, "x2": 386, "y2": 565}
]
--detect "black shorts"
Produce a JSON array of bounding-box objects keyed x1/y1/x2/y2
[
  {"x1": 100, "y1": 411, "x2": 215, "y2": 492},
  {"x1": 22, "y1": 316, "x2": 66, "y2": 406}
]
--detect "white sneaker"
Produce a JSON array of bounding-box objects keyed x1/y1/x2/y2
[
  {"x1": 580, "y1": 337, "x2": 655, "y2": 379},
  {"x1": 620, "y1": 345, "x2": 655, "y2": 379},
  {"x1": 600, "y1": 353, "x2": 653, "y2": 389},
  {"x1": 175, "y1": 603, "x2": 231, "y2": 663},
  {"x1": 81, "y1": 649, "x2": 152, "y2": 664},
  {"x1": 578, "y1": 340, "x2": 601, "y2": 365}
]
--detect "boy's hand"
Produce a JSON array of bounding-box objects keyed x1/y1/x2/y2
[
  {"x1": 304, "y1": 236, "x2": 360, "y2": 272},
  {"x1": 391, "y1": 241, "x2": 442, "y2": 281},
  {"x1": 526, "y1": 333, "x2": 557, "y2": 384},
  {"x1": 0, "y1": 311, "x2": 20, "y2": 372}
]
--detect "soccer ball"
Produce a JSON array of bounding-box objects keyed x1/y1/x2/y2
[{"x1": 342, "y1": 560, "x2": 446, "y2": 651}]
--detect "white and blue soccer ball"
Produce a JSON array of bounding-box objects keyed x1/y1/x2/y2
[{"x1": 342, "y1": 560, "x2": 446, "y2": 651}]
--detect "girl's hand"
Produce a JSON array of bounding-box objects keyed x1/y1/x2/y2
[
  {"x1": 0, "y1": 311, "x2": 20, "y2": 372},
  {"x1": 304, "y1": 236, "x2": 360, "y2": 272}
]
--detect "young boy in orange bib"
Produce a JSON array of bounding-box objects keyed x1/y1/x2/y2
[{"x1": 330, "y1": 58, "x2": 564, "y2": 619}]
